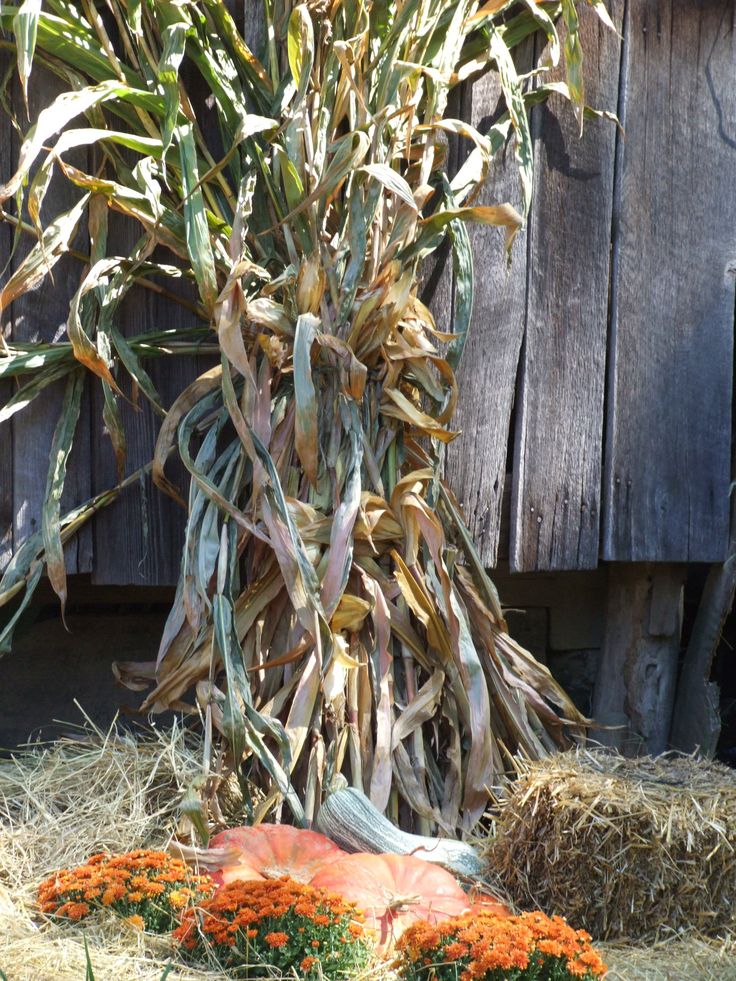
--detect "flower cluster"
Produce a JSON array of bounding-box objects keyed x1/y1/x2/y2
[
  {"x1": 173, "y1": 877, "x2": 374, "y2": 978},
  {"x1": 38, "y1": 849, "x2": 215, "y2": 933},
  {"x1": 398, "y1": 910, "x2": 607, "y2": 981}
]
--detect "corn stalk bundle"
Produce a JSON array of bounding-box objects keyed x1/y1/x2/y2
[{"x1": 0, "y1": 0, "x2": 612, "y2": 833}]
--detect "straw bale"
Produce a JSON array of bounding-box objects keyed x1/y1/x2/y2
[{"x1": 487, "y1": 749, "x2": 736, "y2": 941}]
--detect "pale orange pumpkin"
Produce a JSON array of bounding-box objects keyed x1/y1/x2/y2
[
  {"x1": 205, "y1": 824, "x2": 348, "y2": 887},
  {"x1": 467, "y1": 887, "x2": 512, "y2": 918},
  {"x1": 310, "y1": 852, "x2": 471, "y2": 948}
]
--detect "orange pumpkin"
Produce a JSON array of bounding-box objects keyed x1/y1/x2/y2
[
  {"x1": 205, "y1": 824, "x2": 348, "y2": 887},
  {"x1": 467, "y1": 886, "x2": 511, "y2": 918},
  {"x1": 310, "y1": 852, "x2": 471, "y2": 948}
]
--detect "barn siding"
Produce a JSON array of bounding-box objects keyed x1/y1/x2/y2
[
  {"x1": 8, "y1": 68, "x2": 93, "y2": 577},
  {"x1": 89, "y1": 220, "x2": 202, "y2": 586},
  {"x1": 510, "y1": 2, "x2": 622, "y2": 572},
  {"x1": 445, "y1": 54, "x2": 532, "y2": 567},
  {"x1": 1, "y1": 1, "x2": 735, "y2": 583},
  {"x1": 602, "y1": 0, "x2": 736, "y2": 562}
]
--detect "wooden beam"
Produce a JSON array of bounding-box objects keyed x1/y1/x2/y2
[
  {"x1": 591, "y1": 563, "x2": 685, "y2": 755},
  {"x1": 602, "y1": 0, "x2": 736, "y2": 562},
  {"x1": 510, "y1": 1, "x2": 622, "y2": 571},
  {"x1": 670, "y1": 496, "x2": 736, "y2": 755}
]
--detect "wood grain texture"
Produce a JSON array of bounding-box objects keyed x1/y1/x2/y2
[
  {"x1": 445, "y1": 46, "x2": 533, "y2": 567},
  {"x1": 670, "y1": 493, "x2": 736, "y2": 754},
  {"x1": 510, "y1": 3, "x2": 622, "y2": 572},
  {"x1": 240, "y1": 0, "x2": 266, "y2": 51},
  {"x1": 91, "y1": 0, "x2": 246, "y2": 585},
  {"x1": 9, "y1": 68, "x2": 93, "y2": 575},
  {"x1": 603, "y1": 0, "x2": 736, "y2": 562},
  {"x1": 90, "y1": 217, "x2": 202, "y2": 586},
  {"x1": 591, "y1": 563, "x2": 685, "y2": 755},
  {"x1": 0, "y1": 53, "x2": 13, "y2": 570}
]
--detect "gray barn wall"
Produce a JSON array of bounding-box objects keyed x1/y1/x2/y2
[{"x1": 3, "y1": 2, "x2": 733, "y2": 586}]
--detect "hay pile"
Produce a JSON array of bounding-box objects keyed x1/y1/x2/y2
[
  {"x1": 0, "y1": 716, "x2": 232, "y2": 981},
  {"x1": 487, "y1": 749, "x2": 736, "y2": 942},
  {"x1": 2, "y1": 723, "x2": 735, "y2": 980},
  {"x1": 600, "y1": 935, "x2": 736, "y2": 981}
]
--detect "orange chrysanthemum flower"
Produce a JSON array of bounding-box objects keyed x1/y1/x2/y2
[
  {"x1": 37, "y1": 849, "x2": 214, "y2": 933},
  {"x1": 398, "y1": 910, "x2": 606, "y2": 981},
  {"x1": 174, "y1": 877, "x2": 374, "y2": 978}
]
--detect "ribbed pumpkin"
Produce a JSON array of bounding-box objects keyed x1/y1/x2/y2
[
  {"x1": 310, "y1": 852, "x2": 471, "y2": 948},
  {"x1": 206, "y1": 824, "x2": 348, "y2": 887}
]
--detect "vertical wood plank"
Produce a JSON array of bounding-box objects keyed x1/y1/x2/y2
[
  {"x1": 445, "y1": 45, "x2": 533, "y2": 567},
  {"x1": 92, "y1": 0, "x2": 249, "y2": 584},
  {"x1": 90, "y1": 219, "x2": 201, "y2": 585},
  {"x1": 603, "y1": 0, "x2": 736, "y2": 562},
  {"x1": 9, "y1": 68, "x2": 93, "y2": 576},
  {"x1": 591, "y1": 563, "x2": 685, "y2": 755},
  {"x1": 90, "y1": 0, "x2": 246, "y2": 584},
  {"x1": 0, "y1": 52, "x2": 13, "y2": 570},
  {"x1": 510, "y1": 3, "x2": 622, "y2": 572},
  {"x1": 240, "y1": 0, "x2": 266, "y2": 51}
]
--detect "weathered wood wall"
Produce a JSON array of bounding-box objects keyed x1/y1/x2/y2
[
  {"x1": 1, "y1": 0, "x2": 735, "y2": 585},
  {"x1": 450, "y1": 0, "x2": 736, "y2": 572}
]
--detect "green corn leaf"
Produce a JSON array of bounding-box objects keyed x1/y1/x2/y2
[
  {"x1": 41, "y1": 368, "x2": 85, "y2": 618},
  {"x1": 12, "y1": 0, "x2": 41, "y2": 112},
  {"x1": 562, "y1": 0, "x2": 585, "y2": 135},
  {"x1": 320, "y1": 404, "x2": 363, "y2": 618},
  {"x1": 360, "y1": 163, "x2": 417, "y2": 211},
  {"x1": 517, "y1": 0, "x2": 560, "y2": 66},
  {"x1": 156, "y1": 3, "x2": 190, "y2": 158},
  {"x1": 200, "y1": 0, "x2": 273, "y2": 102},
  {"x1": 444, "y1": 184, "x2": 474, "y2": 373},
  {"x1": 273, "y1": 130, "x2": 370, "y2": 230},
  {"x1": 287, "y1": 4, "x2": 315, "y2": 107},
  {"x1": 489, "y1": 26, "x2": 534, "y2": 218},
  {"x1": 177, "y1": 121, "x2": 218, "y2": 311},
  {"x1": 0, "y1": 80, "x2": 164, "y2": 204},
  {"x1": 214, "y1": 586, "x2": 248, "y2": 774},
  {"x1": 0, "y1": 364, "x2": 73, "y2": 422}
]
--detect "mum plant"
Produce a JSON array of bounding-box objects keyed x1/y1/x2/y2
[
  {"x1": 173, "y1": 877, "x2": 374, "y2": 977},
  {"x1": 0, "y1": 0, "x2": 611, "y2": 831},
  {"x1": 397, "y1": 910, "x2": 607, "y2": 981},
  {"x1": 37, "y1": 849, "x2": 215, "y2": 932}
]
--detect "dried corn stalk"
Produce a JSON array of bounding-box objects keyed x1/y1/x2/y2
[{"x1": 0, "y1": 0, "x2": 611, "y2": 833}]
